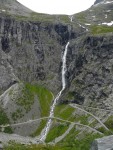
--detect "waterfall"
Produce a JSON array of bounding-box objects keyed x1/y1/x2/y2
[
  {"x1": 39, "y1": 42, "x2": 70, "y2": 142},
  {"x1": 69, "y1": 15, "x2": 73, "y2": 22},
  {"x1": 78, "y1": 23, "x2": 89, "y2": 31}
]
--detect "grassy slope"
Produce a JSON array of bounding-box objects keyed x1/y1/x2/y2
[
  {"x1": 90, "y1": 25, "x2": 113, "y2": 34},
  {"x1": 45, "y1": 103, "x2": 113, "y2": 149},
  {"x1": 25, "y1": 83, "x2": 54, "y2": 136},
  {"x1": 0, "y1": 83, "x2": 53, "y2": 135},
  {"x1": 4, "y1": 132, "x2": 103, "y2": 150},
  {"x1": 0, "y1": 107, "x2": 13, "y2": 133}
]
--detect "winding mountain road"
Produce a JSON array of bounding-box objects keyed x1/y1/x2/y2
[{"x1": 69, "y1": 104, "x2": 109, "y2": 131}]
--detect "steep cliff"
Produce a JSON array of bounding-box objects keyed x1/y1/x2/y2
[
  {"x1": 0, "y1": 0, "x2": 81, "y2": 136},
  {"x1": 0, "y1": 0, "x2": 113, "y2": 149},
  {"x1": 66, "y1": 33, "x2": 113, "y2": 108}
]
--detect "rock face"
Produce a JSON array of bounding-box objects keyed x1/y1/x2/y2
[
  {"x1": 0, "y1": 15, "x2": 73, "y2": 93},
  {"x1": 74, "y1": 0, "x2": 113, "y2": 27},
  {"x1": 66, "y1": 34, "x2": 113, "y2": 109},
  {"x1": 0, "y1": 0, "x2": 80, "y2": 136},
  {"x1": 91, "y1": 135, "x2": 113, "y2": 150},
  {"x1": 0, "y1": 0, "x2": 32, "y2": 16}
]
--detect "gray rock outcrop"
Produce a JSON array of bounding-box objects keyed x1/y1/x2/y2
[
  {"x1": 64, "y1": 34, "x2": 113, "y2": 109},
  {"x1": 91, "y1": 135, "x2": 113, "y2": 150},
  {"x1": 0, "y1": 14, "x2": 79, "y2": 94}
]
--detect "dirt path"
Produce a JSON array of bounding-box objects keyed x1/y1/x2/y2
[
  {"x1": 0, "y1": 116, "x2": 103, "y2": 146},
  {"x1": 0, "y1": 132, "x2": 38, "y2": 145},
  {"x1": 0, "y1": 83, "x2": 18, "y2": 108},
  {"x1": 69, "y1": 104, "x2": 109, "y2": 131},
  {"x1": 50, "y1": 123, "x2": 75, "y2": 144},
  {"x1": 0, "y1": 116, "x2": 103, "y2": 135}
]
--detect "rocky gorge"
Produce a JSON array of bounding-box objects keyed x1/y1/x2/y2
[{"x1": 0, "y1": 0, "x2": 113, "y2": 149}]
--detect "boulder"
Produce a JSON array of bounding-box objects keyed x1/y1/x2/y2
[{"x1": 91, "y1": 135, "x2": 113, "y2": 150}]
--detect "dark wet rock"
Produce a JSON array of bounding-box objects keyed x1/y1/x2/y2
[
  {"x1": 65, "y1": 34, "x2": 113, "y2": 109},
  {"x1": 0, "y1": 15, "x2": 78, "y2": 94}
]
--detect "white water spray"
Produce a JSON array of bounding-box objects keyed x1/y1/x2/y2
[
  {"x1": 40, "y1": 42, "x2": 70, "y2": 142},
  {"x1": 69, "y1": 15, "x2": 73, "y2": 22},
  {"x1": 78, "y1": 23, "x2": 89, "y2": 31}
]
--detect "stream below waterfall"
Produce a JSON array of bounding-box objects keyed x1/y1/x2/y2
[{"x1": 39, "y1": 42, "x2": 70, "y2": 141}]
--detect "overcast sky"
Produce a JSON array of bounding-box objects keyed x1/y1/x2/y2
[{"x1": 17, "y1": 0, "x2": 96, "y2": 15}]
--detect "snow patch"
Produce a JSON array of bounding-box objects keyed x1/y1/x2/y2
[
  {"x1": 85, "y1": 23, "x2": 91, "y2": 26},
  {"x1": 100, "y1": 21, "x2": 113, "y2": 26},
  {"x1": 94, "y1": 0, "x2": 113, "y2": 6},
  {"x1": 105, "y1": 14, "x2": 107, "y2": 18},
  {"x1": 2, "y1": 10, "x2": 6, "y2": 12},
  {"x1": 106, "y1": 10, "x2": 111, "y2": 12},
  {"x1": 104, "y1": 1, "x2": 113, "y2": 4}
]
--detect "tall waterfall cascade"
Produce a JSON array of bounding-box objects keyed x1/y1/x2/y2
[{"x1": 39, "y1": 42, "x2": 70, "y2": 142}]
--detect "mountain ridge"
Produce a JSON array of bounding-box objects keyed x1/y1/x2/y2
[{"x1": 94, "y1": 0, "x2": 104, "y2": 5}]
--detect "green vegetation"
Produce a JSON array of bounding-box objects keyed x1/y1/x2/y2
[
  {"x1": 45, "y1": 122, "x2": 69, "y2": 142},
  {"x1": 58, "y1": 15, "x2": 70, "y2": 24},
  {"x1": 104, "y1": 116, "x2": 113, "y2": 133},
  {"x1": 30, "y1": 12, "x2": 70, "y2": 23},
  {"x1": 54, "y1": 104, "x2": 75, "y2": 120},
  {"x1": 16, "y1": 84, "x2": 34, "y2": 112},
  {"x1": 4, "y1": 142, "x2": 28, "y2": 150},
  {"x1": 0, "y1": 108, "x2": 9, "y2": 125},
  {"x1": 98, "y1": 126, "x2": 112, "y2": 136},
  {"x1": 16, "y1": 83, "x2": 53, "y2": 115},
  {"x1": 3, "y1": 127, "x2": 13, "y2": 134},
  {"x1": 23, "y1": 83, "x2": 54, "y2": 136},
  {"x1": 8, "y1": 12, "x2": 70, "y2": 24},
  {"x1": 13, "y1": 15, "x2": 29, "y2": 21},
  {"x1": 90, "y1": 120, "x2": 98, "y2": 128},
  {"x1": 12, "y1": 109, "x2": 23, "y2": 121},
  {"x1": 90, "y1": 25, "x2": 113, "y2": 34},
  {"x1": 66, "y1": 91, "x2": 75, "y2": 100},
  {"x1": 90, "y1": 115, "x2": 113, "y2": 137},
  {"x1": 75, "y1": 115, "x2": 89, "y2": 125},
  {"x1": 54, "y1": 104, "x2": 89, "y2": 124},
  {"x1": 4, "y1": 141, "x2": 64, "y2": 150},
  {"x1": 6, "y1": 13, "x2": 53, "y2": 23},
  {"x1": 60, "y1": 127, "x2": 103, "y2": 150},
  {"x1": 9, "y1": 83, "x2": 54, "y2": 136},
  {"x1": 25, "y1": 83, "x2": 53, "y2": 117},
  {"x1": 30, "y1": 12, "x2": 55, "y2": 22},
  {"x1": 0, "y1": 107, "x2": 13, "y2": 133},
  {"x1": 4, "y1": 131, "x2": 103, "y2": 150},
  {"x1": 0, "y1": 89, "x2": 3, "y2": 95},
  {"x1": 75, "y1": 12, "x2": 86, "y2": 23},
  {"x1": 31, "y1": 120, "x2": 47, "y2": 137},
  {"x1": 66, "y1": 80, "x2": 85, "y2": 101}
]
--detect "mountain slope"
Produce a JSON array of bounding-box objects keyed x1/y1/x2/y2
[
  {"x1": 73, "y1": 0, "x2": 113, "y2": 30},
  {"x1": 0, "y1": 0, "x2": 113, "y2": 149},
  {"x1": 0, "y1": 0, "x2": 32, "y2": 16}
]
